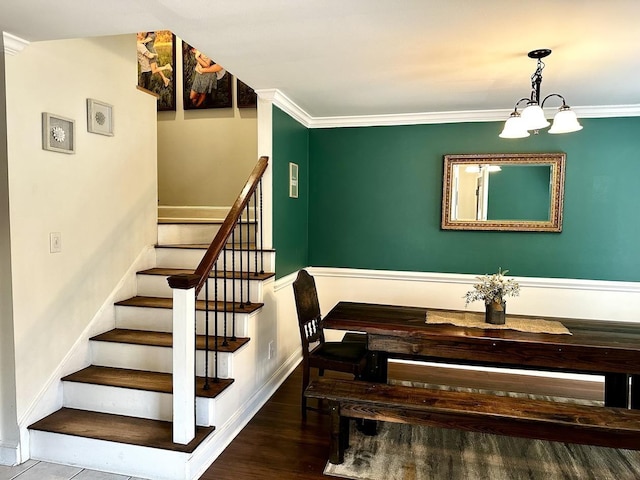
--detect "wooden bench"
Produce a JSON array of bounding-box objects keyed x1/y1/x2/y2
[{"x1": 304, "y1": 378, "x2": 640, "y2": 465}]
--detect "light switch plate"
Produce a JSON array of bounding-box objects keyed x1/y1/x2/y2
[{"x1": 50, "y1": 232, "x2": 62, "y2": 253}]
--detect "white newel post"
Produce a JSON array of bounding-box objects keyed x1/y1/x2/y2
[{"x1": 168, "y1": 274, "x2": 199, "y2": 444}]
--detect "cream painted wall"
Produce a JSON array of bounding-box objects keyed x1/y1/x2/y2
[
  {"x1": 0, "y1": 34, "x2": 20, "y2": 465},
  {"x1": 157, "y1": 37, "x2": 258, "y2": 208},
  {"x1": 4, "y1": 35, "x2": 158, "y2": 422}
]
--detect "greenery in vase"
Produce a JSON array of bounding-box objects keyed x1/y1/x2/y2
[{"x1": 464, "y1": 268, "x2": 520, "y2": 306}]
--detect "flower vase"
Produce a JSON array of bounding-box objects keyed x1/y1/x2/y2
[{"x1": 485, "y1": 299, "x2": 506, "y2": 325}]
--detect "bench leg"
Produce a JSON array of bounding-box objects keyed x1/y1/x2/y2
[
  {"x1": 604, "y1": 373, "x2": 630, "y2": 408},
  {"x1": 632, "y1": 375, "x2": 640, "y2": 409},
  {"x1": 329, "y1": 401, "x2": 347, "y2": 464}
]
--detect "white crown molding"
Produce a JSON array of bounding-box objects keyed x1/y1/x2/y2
[
  {"x1": 255, "y1": 88, "x2": 312, "y2": 127},
  {"x1": 2, "y1": 32, "x2": 29, "y2": 55},
  {"x1": 256, "y1": 89, "x2": 640, "y2": 129}
]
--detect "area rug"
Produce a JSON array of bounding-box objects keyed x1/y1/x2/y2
[{"x1": 323, "y1": 384, "x2": 640, "y2": 480}]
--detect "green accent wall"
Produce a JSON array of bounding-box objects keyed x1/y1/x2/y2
[
  {"x1": 306, "y1": 118, "x2": 640, "y2": 281},
  {"x1": 272, "y1": 106, "x2": 309, "y2": 278},
  {"x1": 487, "y1": 165, "x2": 551, "y2": 221}
]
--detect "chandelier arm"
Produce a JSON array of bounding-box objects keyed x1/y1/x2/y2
[
  {"x1": 512, "y1": 97, "x2": 531, "y2": 113},
  {"x1": 541, "y1": 93, "x2": 567, "y2": 108}
]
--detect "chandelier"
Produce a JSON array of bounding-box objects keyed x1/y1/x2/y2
[{"x1": 499, "y1": 49, "x2": 582, "y2": 139}]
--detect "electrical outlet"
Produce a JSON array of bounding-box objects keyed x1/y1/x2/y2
[
  {"x1": 50, "y1": 232, "x2": 62, "y2": 253},
  {"x1": 268, "y1": 340, "x2": 275, "y2": 360}
]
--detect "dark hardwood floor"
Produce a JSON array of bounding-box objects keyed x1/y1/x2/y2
[{"x1": 200, "y1": 361, "x2": 603, "y2": 479}]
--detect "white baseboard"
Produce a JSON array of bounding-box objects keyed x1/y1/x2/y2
[{"x1": 0, "y1": 442, "x2": 19, "y2": 466}]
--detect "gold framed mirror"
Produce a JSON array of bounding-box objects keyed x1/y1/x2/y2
[{"x1": 441, "y1": 153, "x2": 566, "y2": 232}]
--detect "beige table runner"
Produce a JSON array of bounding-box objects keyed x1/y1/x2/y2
[{"x1": 426, "y1": 311, "x2": 571, "y2": 335}]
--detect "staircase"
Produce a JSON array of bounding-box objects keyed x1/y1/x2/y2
[{"x1": 27, "y1": 216, "x2": 276, "y2": 479}]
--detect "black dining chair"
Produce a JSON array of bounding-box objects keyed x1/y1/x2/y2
[{"x1": 293, "y1": 269, "x2": 368, "y2": 419}]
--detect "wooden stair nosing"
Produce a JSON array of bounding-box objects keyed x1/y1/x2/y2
[
  {"x1": 62, "y1": 365, "x2": 234, "y2": 399},
  {"x1": 90, "y1": 328, "x2": 250, "y2": 353},
  {"x1": 28, "y1": 407, "x2": 214, "y2": 453},
  {"x1": 114, "y1": 295, "x2": 264, "y2": 314},
  {"x1": 138, "y1": 267, "x2": 275, "y2": 281}
]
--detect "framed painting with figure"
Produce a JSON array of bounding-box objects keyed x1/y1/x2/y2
[
  {"x1": 136, "y1": 30, "x2": 176, "y2": 111},
  {"x1": 182, "y1": 41, "x2": 232, "y2": 109},
  {"x1": 237, "y1": 79, "x2": 257, "y2": 108}
]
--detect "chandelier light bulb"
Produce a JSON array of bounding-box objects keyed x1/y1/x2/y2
[
  {"x1": 521, "y1": 104, "x2": 550, "y2": 130},
  {"x1": 549, "y1": 106, "x2": 583, "y2": 134},
  {"x1": 499, "y1": 112, "x2": 530, "y2": 138}
]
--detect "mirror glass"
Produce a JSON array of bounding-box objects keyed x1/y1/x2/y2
[{"x1": 441, "y1": 153, "x2": 565, "y2": 232}]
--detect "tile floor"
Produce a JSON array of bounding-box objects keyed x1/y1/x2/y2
[{"x1": 0, "y1": 460, "x2": 148, "y2": 480}]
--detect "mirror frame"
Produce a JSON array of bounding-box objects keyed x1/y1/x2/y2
[{"x1": 441, "y1": 152, "x2": 566, "y2": 232}]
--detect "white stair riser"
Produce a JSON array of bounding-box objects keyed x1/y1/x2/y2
[
  {"x1": 136, "y1": 274, "x2": 264, "y2": 303},
  {"x1": 158, "y1": 223, "x2": 257, "y2": 246},
  {"x1": 63, "y1": 382, "x2": 222, "y2": 427},
  {"x1": 115, "y1": 305, "x2": 252, "y2": 337},
  {"x1": 155, "y1": 247, "x2": 275, "y2": 272},
  {"x1": 91, "y1": 342, "x2": 233, "y2": 378},
  {"x1": 63, "y1": 382, "x2": 173, "y2": 422},
  {"x1": 195, "y1": 387, "x2": 236, "y2": 427},
  {"x1": 30, "y1": 431, "x2": 191, "y2": 480}
]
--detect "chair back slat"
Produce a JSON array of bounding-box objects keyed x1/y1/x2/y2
[{"x1": 293, "y1": 270, "x2": 325, "y2": 347}]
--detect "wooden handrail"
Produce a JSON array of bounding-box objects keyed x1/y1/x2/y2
[{"x1": 168, "y1": 156, "x2": 268, "y2": 295}]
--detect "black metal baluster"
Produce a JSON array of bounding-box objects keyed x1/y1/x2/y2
[
  {"x1": 203, "y1": 277, "x2": 210, "y2": 390},
  {"x1": 223, "y1": 246, "x2": 229, "y2": 347},
  {"x1": 253, "y1": 187, "x2": 259, "y2": 277},
  {"x1": 245, "y1": 202, "x2": 252, "y2": 306},
  {"x1": 214, "y1": 263, "x2": 219, "y2": 382},
  {"x1": 259, "y1": 179, "x2": 264, "y2": 274},
  {"x1": 231, "y1": 228, "x2": 237, "y2": 341},
  {"x1": 239, "y1": 217, "x2": 244, "y2": 308}
]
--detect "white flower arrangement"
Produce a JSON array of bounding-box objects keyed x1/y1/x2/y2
[{"x1": 464, "y1": 268, "x2": 520, "y2": 306}]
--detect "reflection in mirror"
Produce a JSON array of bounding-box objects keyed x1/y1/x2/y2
[{"x1": 441, "y1": 153, "x2": 565, "y2": 232}]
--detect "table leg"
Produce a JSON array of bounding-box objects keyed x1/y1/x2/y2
[
  {"x1": 631, "y1": 375, "x2": 640, "y2": 409},
  {"x1": 604, "y1": 373, "x2": 629, "y2": 408},
  {"x1": 364, "y1": 351, "x2": 388, "y2": 383}
]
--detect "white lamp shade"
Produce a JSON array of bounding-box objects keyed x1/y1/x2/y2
[
  {"x1": 549, "y1": 108, "x2": 583, "y2": 134},
  {"x1": 521, "y1": 104, "x2": 550, "y2": 130},
  {"x1": 499, "y1": 114, "x2": 530, "y2": 139}
]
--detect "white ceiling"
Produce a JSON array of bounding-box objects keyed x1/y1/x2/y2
[{"x1": 2, "y1": 0, "x2": 639, "y2": 119}]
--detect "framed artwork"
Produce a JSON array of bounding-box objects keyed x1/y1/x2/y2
[
  {"x1": 87, "y1": 99, "x2": 114, "y2": 136},
  {"x1": 42, "y1": 113, "x2": 75, "y2": 154},
  {"x1": 289, "y1": 163, "x2": 299, "y2": 198},
  {"x1": 182, "y1": 41, "x2": 232, "y2": 109},
  {"x1": 136, "y1": 30, "x2": 176, "y2": 111},
  {"x1": 237, "y1": 79, "x2": 257, "y2": 108}
]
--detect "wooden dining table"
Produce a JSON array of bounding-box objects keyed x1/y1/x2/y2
[{"x1": 323, "y1": 301, "x2": 640, "y2": 409}]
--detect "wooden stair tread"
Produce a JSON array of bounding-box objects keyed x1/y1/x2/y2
[
  {"x1": 156, "y1": 243, "x2": 275, "y2": 252},
  {"x1": 158, "y1": 218, "x2": 225, "y2": 225},
  {"x1": 90, "y1": 328, "x2": 250, "y2": 353},
  {"x1": 115, "y1": 295, "x2": 264, "y2": 314},
  {"x1": 158, "y1": 218, "x2": 257, "y2": 225},
  {"x1": 29, "y1": 408, "x2": 214, "y2": 453},
  {"x1": 139, "y1": 267, "x2": 275, "y2": 281},
  {"x1": 62, "y1": 365, "x2": 234, "y2": 398}
]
